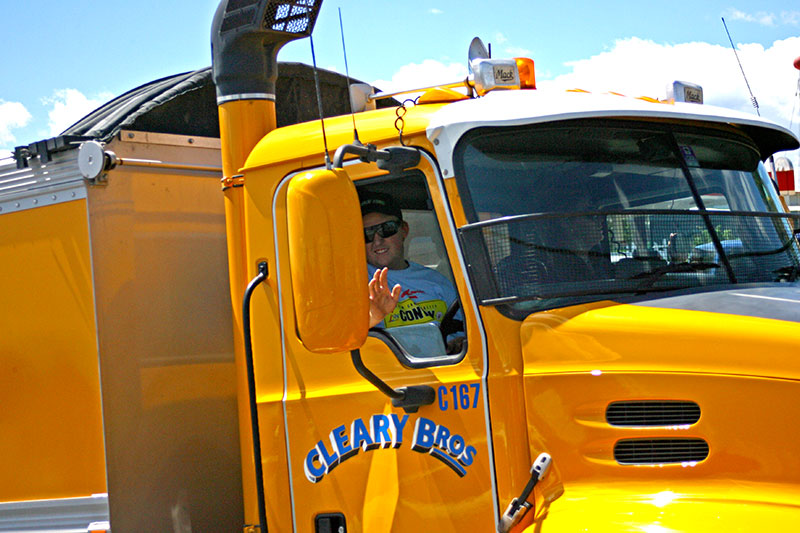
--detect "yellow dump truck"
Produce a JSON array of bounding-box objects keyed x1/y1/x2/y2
[{"x1": 3, "y1": 0, "x2": 800, "y2": 531}]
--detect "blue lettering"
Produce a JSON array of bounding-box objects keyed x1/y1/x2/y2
[
  {"x1": 371, "y1": 414, "x2": 393, "y2": 449},
  {"x1": 390, "y1": 414, "x2": 409, "y2": 448},
  {"x1": 458, "y1": 445, "x2": 478, "y2": 467},
  {"x1": 351, "y1": 417, "x2": 375, "y2": 451},
  {"x1": 304, "y1": 415, "x2": 478, "y2": 484},
  {"x1": 438, "y1": 386, "x2": 448, "y2": 410},
  {"x1": 317, "y1": 439, "x2": 340, "y2": 473},
  {"x1": 411, "y1": 417, "x2": 437, "y2": 452},
  {"x1": 330, "y1": 424, "x2": 356, "y2": 461},
  {"x1": 448, "y1": 434, "x2": 465, "y2": 457},
  {"x1": 434, "y1": 425, "x2": 451, "y2": 450},
  {"x1": 303, "y1": 446, "x2": 326, "y2": 483}
]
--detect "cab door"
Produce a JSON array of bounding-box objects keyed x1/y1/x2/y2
[{"x1": 275, "y1": 160, "x2": 497, "y2": 532}]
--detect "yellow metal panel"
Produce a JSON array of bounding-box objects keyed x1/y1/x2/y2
[
  {"x1": 239, "y1": 162, "x2": 295, "y2": 531},
  {"x1": 0, "y1": 199, "x2": 106, "y2": 501},
  {"x1": 520, "y1": 302, "x2": 800, "y2": 377},
  {"x1": 523, "y1": 483, "x2": 800, "y2": 531},
  {"x1": 244, "y1": 104, "x2": 449, "y2": 171},
  {"x1": 515, "y1": 302, "x2": 800, "y2": 529},
  {"x1": 243, "y1": 158, "x2": 497, "y2": 531},
  {"x1": 218, "y1": 98, "x2": 279, "y2": 527}
]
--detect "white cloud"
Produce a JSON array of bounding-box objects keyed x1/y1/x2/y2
[
  {"x1": 727, "y1": 8, "x2": 800, "y2": 26},
  {"x1": 728, "y1": 8, "x2": 776, "y2": 26},
  {"x1": 0, "y1": 100, "x2": 32, "y2": 154},
  {"x1": 540, "y1": 36, "x2": 800, "y2": 167},
  {"x1": 42, "y1": 88, "x2": 114, "y2": 136},
  {"x1": 781, "y1": 11, "x2": 800, "y2": 25},
  {"x1": 505, "y1": 46, "x2": 532, "y2": 57},
  {"x1": 429, "y1": 8, "x2": 443, "y2": 15},
  {"x1": 488, "y1": 34, "x2": 530, "y2": 59},
  {"x1": 372, "y1": 59, "x2": 467, "y2": 98},
  {"x1": 494, "y1": 33, "x2": 508, "y2": 45}
]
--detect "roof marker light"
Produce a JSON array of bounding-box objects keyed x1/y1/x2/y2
[{"x1": 514, "y1": 58, "x2": 536, "y2": 89}]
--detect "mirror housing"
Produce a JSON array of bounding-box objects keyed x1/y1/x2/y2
[{"x1": 287, "y1": 168, "x2": 369, "y2": 353}]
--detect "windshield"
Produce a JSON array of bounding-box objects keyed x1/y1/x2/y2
[{"x1": 454, "y1": 119, "x2": 800, "y2": 317}]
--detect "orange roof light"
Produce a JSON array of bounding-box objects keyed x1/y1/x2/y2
[{"x1": 514, "y1": 58, "x2": 536, "y2": 89}]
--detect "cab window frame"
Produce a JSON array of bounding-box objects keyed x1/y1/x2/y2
[{"x1": 356, "y1": 169, "x2": 467, "y2": 368}]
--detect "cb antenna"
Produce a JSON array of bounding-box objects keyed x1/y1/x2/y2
[
  {"x1": 310, "y1": 34, "x2": 332, "y2": 169},
  {"x1": 339, "y1": 7, "x2": 360, "y2": 144},
  {"x1": 722, "y1": 17, "x2": 760, "y2": 116}
]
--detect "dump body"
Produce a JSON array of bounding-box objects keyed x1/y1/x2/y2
[{"x1": 0, "y1": 130, "x2": 242, "y2": 531}]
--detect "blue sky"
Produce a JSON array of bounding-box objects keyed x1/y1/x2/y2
[{"x1": 2, "y1": 1, "x2": 799, "y2": 166}]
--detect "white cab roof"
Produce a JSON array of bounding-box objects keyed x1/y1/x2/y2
[{"x1": 426, "y1": 89, "x2": 799, "y2": 179}]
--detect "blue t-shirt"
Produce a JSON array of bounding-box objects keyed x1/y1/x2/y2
[{"x1": 368, "y1": 262, "x2": 463, "y2": 336}]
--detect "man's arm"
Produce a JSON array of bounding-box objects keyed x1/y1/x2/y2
[{"x1": 368, "y1": 267, "x2": 401, "y2": 328}]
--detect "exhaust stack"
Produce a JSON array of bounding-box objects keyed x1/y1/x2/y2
[{"x1": 211, "y1": 2, "x2": 322, "y2": 530}]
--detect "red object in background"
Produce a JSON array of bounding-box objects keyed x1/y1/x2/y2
[
  {"x1": 794, "y1": 56, "x2": 800, "y2": 70},
  {"x1": 776, "y1": 170, "x2": 795, "y2": 192}
]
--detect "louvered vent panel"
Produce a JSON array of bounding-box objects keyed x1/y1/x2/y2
[
  {"x1": 606, "y1": 401, "x2": 700, "y2": 427},
  {"x1": 614, "y1": 438, "x2": 709, "y2": 465}
]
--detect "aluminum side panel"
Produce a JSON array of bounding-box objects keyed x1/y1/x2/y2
[{"x1": 86, "y1": 136, "x2": 243, "y2": 530}]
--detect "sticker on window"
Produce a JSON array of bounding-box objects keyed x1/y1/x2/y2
[{"x1": 679, "y1": 145, "x2": 700, "y2": 168}]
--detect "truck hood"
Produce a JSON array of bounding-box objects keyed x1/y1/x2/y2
[
  {"x1": 634, "y1": 285, "x2": 800, "y2": 324},
  {"x1": 525, "y1": 483, "x2": 800, "y2": 532},
  {"x1": 520, "y1": 284, "x2": 800, "y2": 380},
  {"x1": 517, "y1": 285, "x2": 800, "y2": 529}
]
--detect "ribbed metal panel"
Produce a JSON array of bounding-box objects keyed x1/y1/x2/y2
[
  {"x1": 614, "y1": 438, "x2": 709, "y2": 465},
  {"x1": 606, "y1": 400, "x2": 701, "y2": 427},
  {"x1": 0, "y1": 495, "x2": 109, "y2": 532},
  {"x1": 0, "y1": 151, "x2": 86, "y2": 215}
]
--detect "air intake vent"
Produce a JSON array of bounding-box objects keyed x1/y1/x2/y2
[
  {"x1": 614, "y1": 438, "x2": 709, "y2": 465},
  {"x1": 264, "y1": 0, "x2": 320, "y2": 35},
  {"x1": 606, "y1": 401, "x2": 700, "y2": 427}
]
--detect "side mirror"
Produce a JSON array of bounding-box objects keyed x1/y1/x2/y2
[{"x1": 286, "y1": 168, "x2": 369, "y2": 353}]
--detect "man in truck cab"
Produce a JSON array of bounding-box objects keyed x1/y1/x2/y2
[{"x1": 361, "y1": 192, "x2": 465, "y2": 353}]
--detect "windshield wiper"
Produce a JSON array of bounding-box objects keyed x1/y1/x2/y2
[{"x1": 630, "y1": 261, "x2": 721, "y2": 290}]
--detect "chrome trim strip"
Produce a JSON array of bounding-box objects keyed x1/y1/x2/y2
[
  {"x1": 0, "y1": 182, "x2": 87, "y2": 215},
  {"x1": 0, "y1": 149, "x2": 87, "y2": 214},
  {"x1": 217, "y1": 93, "x2": 276, "y2": 104},
  {"x1": 274, "y1": 171, "x2": 298, "y2": 533},
  {"x1": 0, "y1": 494, "x2": 109, "y2": 532}
]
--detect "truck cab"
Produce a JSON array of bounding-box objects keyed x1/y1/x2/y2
[{"x1": 231, "y1": 72, "x2": 800, "y2": 530}]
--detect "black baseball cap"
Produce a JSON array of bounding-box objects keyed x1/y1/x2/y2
[{"x1": 359, "y1": 191, "x2": 403, "y2": 221}]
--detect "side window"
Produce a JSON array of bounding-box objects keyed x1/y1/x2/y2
[
  {"x1": 356, "y1": 171, "x2": 465, "y2": 366},
  {"x1": 404, "y1": 209, "x2": 455, "y2": 283}
]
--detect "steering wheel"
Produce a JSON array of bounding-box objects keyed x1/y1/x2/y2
[{"x1": 439, "y1": 299, "x2": 463, "y2": 343}]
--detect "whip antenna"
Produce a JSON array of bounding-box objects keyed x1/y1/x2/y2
[
  {"x1": 722, "y1": 17, "x2": 760, "y2": 116},
  {"x1": 310, "y1": 34, "x2": 332, "y2": 169},
  {"x1": 338, "y1": 7, "x2": 360, "y2": 143}
]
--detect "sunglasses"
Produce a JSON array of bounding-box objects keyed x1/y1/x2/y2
[{"x1": 364, "y1": 220, "x2": 402, "y2": 243}]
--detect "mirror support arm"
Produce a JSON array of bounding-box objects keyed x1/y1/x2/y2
[
  {"x1": 350, "y1": 349, "x2": 435, "y2": 413},
  {"x1": 333, "y1": 143, "x2": 420, "y2": 172}
]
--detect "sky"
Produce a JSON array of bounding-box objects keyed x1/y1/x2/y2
[{"x1": 2, "y1": 1, "x2": 799, "y2": 168}]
